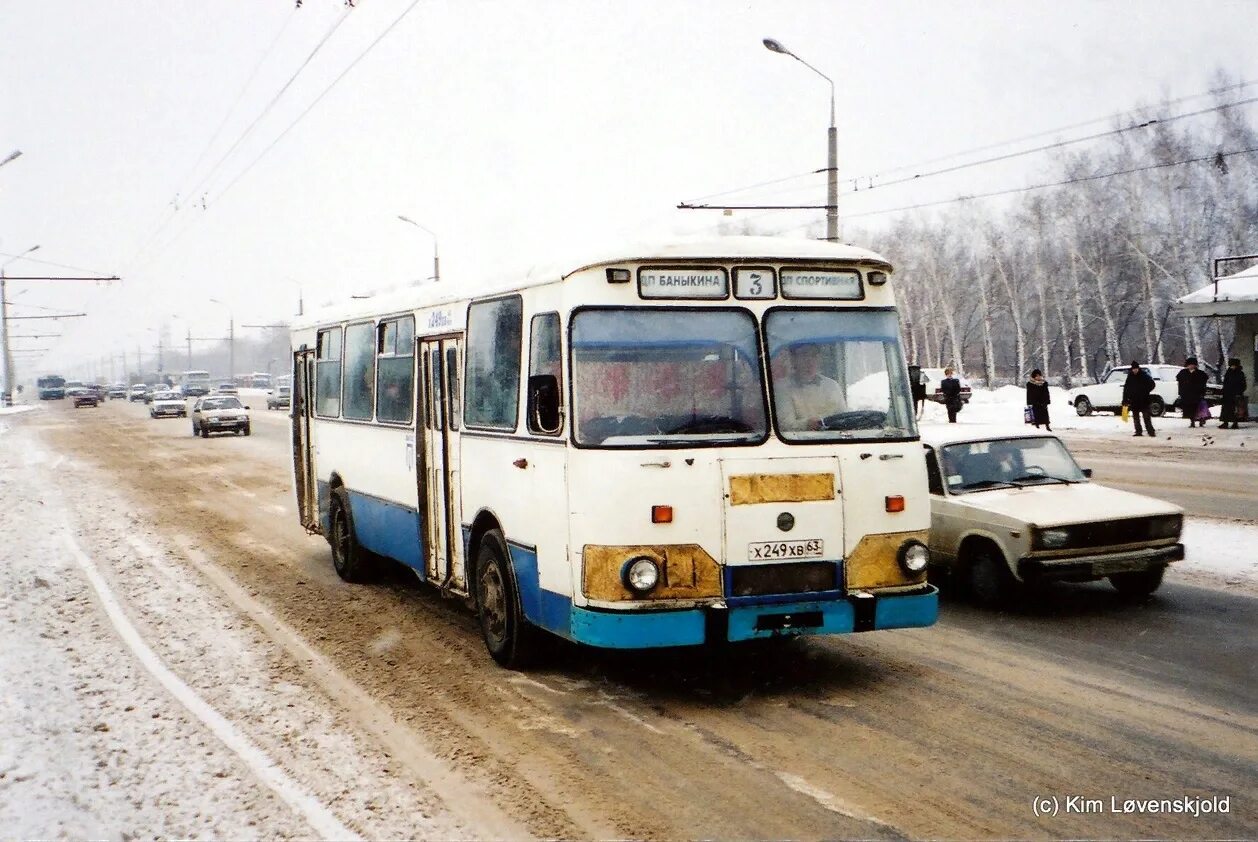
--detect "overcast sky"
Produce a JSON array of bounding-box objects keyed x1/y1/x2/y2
[{"x1": 2, "y1": 0, "x2": 1256, "y2": 377}]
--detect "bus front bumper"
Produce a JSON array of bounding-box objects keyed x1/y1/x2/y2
[{"x1": 567, "y1": 585, "x2": 938, "y2": 649}]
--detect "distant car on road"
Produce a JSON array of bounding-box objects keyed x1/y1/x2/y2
[
  {"x1": 128, "y1": 384, "x2": 148, "y2": 402},
  {"x1": 215, "y1": 382, "x2": 240, "y2": 396},
  {"x1": 65, "y1": 380, "x2": 87, "y2": 398},
  {"x1": 149, "y1": 390, "x2": 188, "y2": 419},
  {"x1": 921, "y1": 427, "x2": 1183, "y2": 604},
  {"x1": 73, "y1": 389, "x2": 99, "y2": 408},
  {"x1": 266, "y1": 385, "x2": 291, "y2": 410},
  {"x1": 1066, "y1": 363, "x2": 1224, "y2": 417},
  {"x1": 107, "y1": 383, "x2": 127, "y2": 399},
  {"x1": 143, "y1": 385, "x2": 159, "y2": 404},
  {"x1": 920, "y1": 367, "x2": 972, "y2": 405},
  {"x1": 191, "y1": 395, "x2": 251, "y2": 437}
]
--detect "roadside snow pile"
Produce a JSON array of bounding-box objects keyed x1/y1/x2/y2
[
  {"x1": 0, "y1": 403, "x2": 39, "y2": 418},
  {"x1": 1177, "y1": 518, "x2": 1258, "y2": 596},
  {"x1": 922, "y1": 385, "x2": 1258, "y2": 449}
]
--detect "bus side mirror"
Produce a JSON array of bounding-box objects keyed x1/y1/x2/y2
[{"x1": 527, "y1": 374, "x2": 562, "y2": 434}]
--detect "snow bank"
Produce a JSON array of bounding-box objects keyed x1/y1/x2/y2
[{"x1": 1176, "y1": 518, "x2": 1258, "y2": 596}]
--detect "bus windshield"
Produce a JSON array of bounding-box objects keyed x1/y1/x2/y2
[
  {"x1": 764, "y1": 309, "x2": 916, "y2": 441},
  {"x1": 571, "y1": 308, "x2": 767, "y2": 446}
]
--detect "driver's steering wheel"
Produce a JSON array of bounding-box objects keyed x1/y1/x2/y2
[{"x1": 818, "y1": 410, "x2": 888, "y2": 431}]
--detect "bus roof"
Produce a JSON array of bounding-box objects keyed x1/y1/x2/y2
[{"x1": 293, "y1": 236, "x2": 893, "y2": 330}]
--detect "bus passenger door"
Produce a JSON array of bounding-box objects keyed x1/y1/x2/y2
[
  {"x1": 292, "y1": 349, "x2": 319, "y2": 532},
  {"x1": 418, "y1": 337, "x2": 464, "y2": 592}
]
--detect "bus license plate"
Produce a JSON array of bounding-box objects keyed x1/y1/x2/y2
[{"x1": 748, "y1": 539, "x2": 823, "y2": 561}]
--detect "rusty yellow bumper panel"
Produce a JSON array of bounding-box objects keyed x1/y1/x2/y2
[
  {"x1": 728, "y1": 472, "x2": 835, "y2": 506},
  {"x1": 845, "y1": 530, "x2": 929, "y2": 590},
  {"x1": 582, "y1": 544, "x2": 722, "y2": 601}
]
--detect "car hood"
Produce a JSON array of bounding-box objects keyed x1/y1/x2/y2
[
  {"x1": 153, "y1": 399, "x2": 184, "y2": 407},
  {"x1": 202, "y1": 407, "x2": 245, "y2": 416},
  {"x1": 952, "y1": 481, "x2": 1181, "y2": 526}
]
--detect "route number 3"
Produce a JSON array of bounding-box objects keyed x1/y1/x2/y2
[{"x1": 735, "y1": 267, "x2": 775, "y2": 300}]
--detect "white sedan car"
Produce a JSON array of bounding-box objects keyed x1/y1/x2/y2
[
  {"x1": 922, "y1": 426, "x2": 1183, "y2": 604},
  {"x1": 191, "y1": 396, "x2": 251, "y2": 438},
  {"x1": 149, "y1": 390, "x2": 187, "y2": 418}
]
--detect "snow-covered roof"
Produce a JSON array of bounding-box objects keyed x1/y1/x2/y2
[{"x1": 1176, "y1": 262, "x2": 1258, "y2": 317}]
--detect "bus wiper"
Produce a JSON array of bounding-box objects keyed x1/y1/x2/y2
[
  {"x1": 956, "y1": 479, "x2": 1018, "y2": 491},
  {"x1": 645, "y1": 434, "x2": 756, "y2": 444}
]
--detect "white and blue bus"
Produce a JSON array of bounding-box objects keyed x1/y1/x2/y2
[{"x1": 289, "y1": 237, "x2": 937, "y2": 667}]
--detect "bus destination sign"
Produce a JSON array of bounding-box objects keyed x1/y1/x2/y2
[
  {"x1": 638, "y1": 267, "x2": 728, "y2": 299},
  {"x1": 780, "y1": 268, "x2": 862, "y2": 299}
]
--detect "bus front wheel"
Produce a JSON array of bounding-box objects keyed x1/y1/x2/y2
[
  {"x1": 329, "y1": 489, "x2": 374, "y2": 583},
  {"x1": 475, "y1": 530, "x2": 541, "y2": 669}
]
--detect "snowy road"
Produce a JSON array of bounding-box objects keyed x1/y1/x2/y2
[{"x1": 2, "y1": 399, "x2": 1255, "y2": 839}]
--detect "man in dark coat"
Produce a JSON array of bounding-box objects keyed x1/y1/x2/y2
[
  {"x1": 1122, "y1": 362, "x2": 1156, "y2": 437},
  {"x1": 1219, "y1": 357, "x2": 1248, "y2": 429},
  {"x1": 940, "y1": 367, "x2": 963, "y2": 423},
  {"x1": 1176, "y1": 357, "x2": 1210, "y2": 427}
]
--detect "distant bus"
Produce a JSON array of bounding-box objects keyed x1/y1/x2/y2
[
  {"x1": 37, "y1": 375, "x2": 67, "y2": 400},
  {"x1": 249, "y1": 372, "x2": 272, "y2": 388},
  {"x1": 178, "y1": 370, "x2": 212, "y2": 396}
]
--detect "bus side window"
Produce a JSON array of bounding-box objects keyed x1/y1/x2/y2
[
  {"x1": 315, "y1": 327, "x2": 342, "y2": 417},
  {"x1": 528, "y1": 312, "x2": 563, "y2": 435},
  {"x1": 446, "y1": 347, "x2": 460, "y2": 430},
  {"x1": 343, "y1": 322, "x2": 376, "y2": 421},
  {"x1": 924, "y1": 447, "x2": 944, "y2": 495},
  {"x1": 464, "y1": 296, "x2": 522, "y2": 431},
  {"x1": 376, "y1": 316, "x2": 415, "y2": 424}
]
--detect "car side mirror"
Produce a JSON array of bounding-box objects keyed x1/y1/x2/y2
[
  {"x1": 527, "y1": 374, "x2": 562, "y2": 434},
  {"x1": 1082, "y1": 468, "x2": 1093, "y2": 479}
]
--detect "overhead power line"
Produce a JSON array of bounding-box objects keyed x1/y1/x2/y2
[{"x1": 682, "y1": 81, "x2": 1258, "y2": 207}]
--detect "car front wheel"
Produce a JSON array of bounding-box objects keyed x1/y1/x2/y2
[
  {"x1": 968, "y1": 546, "x2": 1018, "y2": 607},
  {"x1": 1148, "y1": 397, "x2": 1165, "y2": 417},
  {"x1": 1074, "y1": 396, "x2": 1092, "y2": 416},
  {"x1": 1109, "y1": 565, "x2": 1165, "y2": 597}
]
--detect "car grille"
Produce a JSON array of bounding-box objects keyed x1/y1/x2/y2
[
  {"x1": 728, "y1": 561, "x2": 838, "y2": 597},
  {"x1": 1038, "y1": 515, "x2": 1181, "y2": 550}
]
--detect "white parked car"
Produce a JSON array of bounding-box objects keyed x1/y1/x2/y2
[
  {"x1": 921, "y1": 427, "x2": 1183, "y2": 604},
  {"x1": 1066, "y1": 364, "x2": 1182, "y2": 417},
  {"x1": 149, "y1": 390, "x2": 187, "y2": 419},
  {"x1": 191, "y1": 395, "x2": 251, "y2": 438}
]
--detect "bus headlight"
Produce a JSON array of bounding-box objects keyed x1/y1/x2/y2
[
  {"x1": 622, "y1": 557, "x2": 660, "y2": 594},
  {"x1": 898, "y1": 541, "x2": 930, "y2": 574}
]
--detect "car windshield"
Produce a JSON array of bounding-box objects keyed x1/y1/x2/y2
[
  {"x1": 571, "y1": 308, "x2": 767, "y2": 447},
  {"x1": 202, "y1": 398, "x2": 242, "y2": 410},
  {"x1": 764, "y1": 309, "x2": 916, "y2": 441},
  {"x1": 940, "y1": 437, "x2": 1085, "y2": 493}
]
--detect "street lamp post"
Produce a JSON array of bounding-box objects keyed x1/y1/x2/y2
[
  {"x1": 763, "y1": 38, "x2": 839, "y2": 242},
  {"x1": 208, "y1": 298, "x2": 235, "y2": 383},
  {"x1": 1, "y1": 244, "x2": 41, "y2": 405},
  {"x1": 397, "y1": 215, "x2": 440, "y2": 284}
]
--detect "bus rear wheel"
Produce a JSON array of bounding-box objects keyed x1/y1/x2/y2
[
  {"x1": 475, "y1": 530, "x2": 541, "y2": 669},
  {"x1": 329, "y1": 489, "x2": 374, "y2": 583}
]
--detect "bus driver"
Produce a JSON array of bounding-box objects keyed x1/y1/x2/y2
[{"x1": 777, "y1": 343, "x2": 847, "y2": 431}]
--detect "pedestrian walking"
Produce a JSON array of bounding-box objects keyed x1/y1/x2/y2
[
  {"x1": 1025, "y1": 369, "x2": 1051, "y2": 431},
  {"x1": 1176, "y1": 356, "x2": 1210, "y2": 428},
  {"x1": 1219, "y1": 357, "x2": 1248, "y2": 429},
  {"x1": 1122, "y1": 362, "x2": 1156, "y2": 437},
  {"x1": 909, "y1": 365, "x2": 927, "y2": 420},
  {"x1": 941, "y1": 367, "x2": 963, "y2": 423}
]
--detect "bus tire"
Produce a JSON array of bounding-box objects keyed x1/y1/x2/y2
[
  {"x1": 329, "y1": 488, "x2": 374, "y2": 583},
  {"x1": 475, "y1": 530, "x2": 541, "y2": 669}
]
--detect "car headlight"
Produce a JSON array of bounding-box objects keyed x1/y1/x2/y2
[
  {"x1": 1037, "y1": 528, "x2": 1071, "y2": 549},
  {"x1": 1149, "y1": 514, "x2": 1182, "y2": 540},
  {"x1": 622, "y1": 556, "x2": 660, "y2": 594},
  {"x1": 897, "y1": 541, "x2": 930, "y2": 574}
]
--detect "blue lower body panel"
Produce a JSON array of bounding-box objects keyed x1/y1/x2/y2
[{"x1": 558, "y1": 587, "x2": 939, "y2": 649}]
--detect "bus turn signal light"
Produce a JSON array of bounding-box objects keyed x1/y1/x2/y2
[
  {"x1": 652, "y1": 505, "x2": 673, "y2": 523},
  {"x1": 885, "y1": 495, "x2": 905, "y2": 513}
]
